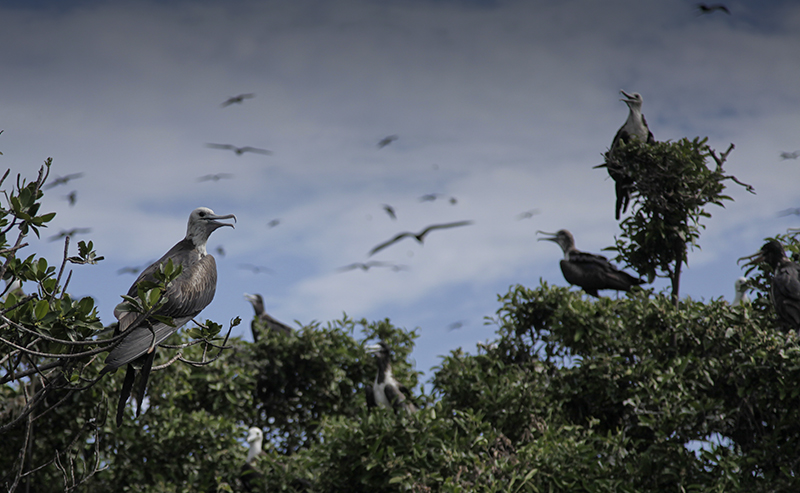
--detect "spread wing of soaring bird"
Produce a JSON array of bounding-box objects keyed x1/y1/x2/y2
[
  {"x1": 101, "y1": 207, "x2": 236, "y2": 425},
  {"x1": 205, "y1": 143, "x2": 272, "y2": 156},
  {"x1": 48, "y1": 227, "x2": 92, "y2": 242},
  {"x1": 197, "y1": 173, "x2": 234, "y2": 182},
  {"x1": 365, "y1": 341, "x2": 417, "y2": 414},
  {"x1": 44, "y1": 172, "x2": 84, "y2": 190},
  {"x1": 221, "y1": 93, "x2": 255, "y2": 107},
  {"x1": 696, "y1": 3, "x2": 730, "y2": 15},
  {"x1": 244, "y1": 293, "x2": 292, "y2": 341},
  {"x1": 740, "y1": 240, "x2": 800, "y2": 330},
  {"x1": 337, "y1": 261, "x2": 409, "y2": 272},
  {"x1": 597, "y1": 90, "x2": 656, "y2": 220},
  {"x1": 382, "y1": 204, "x2": 397, "y2": 220},
  {"x1": 377, "y1": 135, "x2": 398, "y2": 148},
  {"x1": 780, "y1": 151, "x2": 800, "y2": 160},
  {"x1": 538, "y1": 229, "x2": 646, "y2": 297},
  {"x1": 368, "y1": 220, "x2": 474, "y2": 256}
]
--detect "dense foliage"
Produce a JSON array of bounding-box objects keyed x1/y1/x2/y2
[{"x1": 4, "y1": 155, "x2": 800, "y2": 492}]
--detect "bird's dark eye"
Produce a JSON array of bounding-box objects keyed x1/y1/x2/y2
[{"x1": 199, "y1": 211, "x2": 206, "y2": 217}]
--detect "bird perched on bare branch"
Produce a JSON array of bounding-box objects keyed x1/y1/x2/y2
[
  {"x1": 696, "y1": 3, "x2": 730, "y2": 15},
  {"x1": 197, "y1": 173, "x2": 234, "y2": 182},
  {"x1": 365, "y1": 341, "x2": 417, "y2": 414},
  {"x1": 43, "y1": 172, "x2": 84, "y2": 190},
  {"x1": 377, "y1": 135, "x2": 398, "y2": 149},
  {"x1": 206, "y1": 143, "x2": 272, "y2": 156},
  {"x1": 740, "y1": 240, "x2": 800, "y2": 331},
  {"x1": 101, "y1": 207, "x2": 236, "y2": 425},
  {"x1": 538, "y1": 229, "x2": 646, "y2": 297},
  {"x1": 337, "y1": 261, "x2": 409, "y2": 272},
  {"x1": 48, "y1": 228, "x2": 91, "y2": 242},
  {"x1": 368, "y1": 220, "x2": 474, "y2": 256},
  {"x1": 780, "y1": 151, "x2": 800, "y2": 160},
  {"x1": 244, "y1": 293, "x2": 293, "y2": 340},
  {"x1": 221, "y1": 93, "x2": 255, "y2": 107}
]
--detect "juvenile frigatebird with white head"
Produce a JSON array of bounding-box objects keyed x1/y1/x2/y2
[
  {"x1": 241, "y1": 427, "x2": 266, "y2": 491},
  {"x1": 597, "y1": 90, "x2": 656, "y2": 220},
  {"x1": 537, "y1": 229, "x2": 646, "y2": 297},
  {"x1": 243, "y1": 293, "x2": 293, "y2": 341},
  {"x1": 739, "y1": 240, "x2": 800, "y2": 331},
  {"x1": 102, "y1": 207, "x2": 236, "y2": 425},
  {"x1": 365, "y1": 341, "x2": 417, "y2": 414},
  {"x1": 732, "y1": 277, "x2": 750, "y2": 306}
]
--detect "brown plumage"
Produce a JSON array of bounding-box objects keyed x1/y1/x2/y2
[
  {"x1": 538, "y1": 229, "x2": 645, "y2": 297},
  {"x1": 102, "y1": 207, "x2": 236, "y2": 425},
  {"x1": 739, "y1": 240, "x2": 800, "y2": 331},
  {"x1": 244, "y1": 293, "x2": 293, "y2": 341}
]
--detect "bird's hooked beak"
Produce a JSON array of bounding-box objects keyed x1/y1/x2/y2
[
  {"x1": 205, "y1": 212, "x2": 237, "y2": 230},
  {"x1": 619, "y1": 90, "x2": 638, "y2": 103},
  {"x1": 243, "y1": 293, "x2": 257, "y2": 303},
  {"x1": 246, "y1": 428, "x2": 261, "y2": 443},
  {"x1": 365, "y1": 343, "x2": 383, "y2": 355},
  {"x1": 737, "y1": 250, "x2": 764, "y2": 267},
  {"x1": 536, "y1": 230, "x2": 559, "y2": 243}
]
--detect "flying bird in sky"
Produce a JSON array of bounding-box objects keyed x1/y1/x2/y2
[
  {"x1": 538, "y1": 229, "x2": 646, "y2": 297},
  {"x1": 205, "y1": 143, "x2": 272, "y2": 156},
  {"x1": 419, "y1": 193, "x2": 457, "y2": 204},
  {"x1": 100, "y1": 207, "x2": 236, "y2": 425},
  {"x1": 368, "y1": 220, "x2": 474, "y2": 256},
  {"x1": 696, "y1": 3, "x2": 730, "y2": 15},
  {"x1": 382, "y1": 204, "x2": 397, "y2": 220},
  {"x1": 778, "y1": 207, "x2": 800, "y2": 217},
  {"x1": 197, "y1": 173, "x2": 234, "y2": 182},
  {"x1": 221, "y1": 93, "x2": 255, "y2": 107},
  {"x1": 44, "y1": 172, "x2": 84, "y2": 190},
  {"x1": 63, "y1": 190, "x2": 77, "y2": 206},
  {"x1": 48, "y1": 227, "x2": 92, "y2": 242},
  {"x1": 337, "y1": 261, "x2": 409, "y2": 272},
  {"x1": 239, "y1": 263, "x2": 275, "y2": 275},
  {"x1": 267, "y1": 218, "x2": 280, "y2": 228},
  {"x1": 780, "y1": 151, "x2": 800, "y2": 160},
  {"x1": 516, "y1": 209, "x2": 541, "y2": 220},
  {"x1": 377, "y1": 135, "x2": 398, "y2": 148}
]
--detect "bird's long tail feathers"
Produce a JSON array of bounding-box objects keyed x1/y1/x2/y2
[
  {"x1": 135, "y1": 351, "x2": 156, "y2": 417},
  {"x1": 116, "y1": 365, "x2": 136, "y2": 426}
]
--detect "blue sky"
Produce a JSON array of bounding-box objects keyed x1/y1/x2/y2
[{"x1": 1, "y1": 0, "x2": 799, "y2": 380}]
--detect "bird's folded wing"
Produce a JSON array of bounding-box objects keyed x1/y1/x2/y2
[{"x1": 103, "y1": 315, "x2": 193, "y2": 371}]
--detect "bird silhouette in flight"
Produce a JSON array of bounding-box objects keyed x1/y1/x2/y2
[
  {"x1": 44, "y1": 173, "x2": 84, "y2": 190},
  {"x1": 63, "y1": 191, "x2": 77, "y2": 206},
  {"x1": 368, "y1": 221, "x2": 474, "y2": 256},
  {"x1": 267, "y1": 219, "x2": 281, "y2": 228},
  {"x1": 238, "y1": 264, "x2": 275, "y2": 275},
  {"x1": 780, "y1": 151, "x2": 800, "y2": 160},
  {"x1": 48, "y1": 227, "x2": 92, "y2": 242},
  {"x1": 516, "y1": 209, "x2": 541, "y2": 220},
  {"x1": 696, "y1": 3, "x2": 730, "y2": 15},
  {"x1": 221, "y1": 93, "x2": 255, "y2": 107},
  {"x1": 378, "y1": 135, "x2": 398, "y2": 149},
  {"x1": 337, "y1": 261, "x2": 409, "y2": 272},
  {"x1": 382, "y1": 204, "x2": 397, "y2": 220},
  {"x1": 206, "y1": 143, "x2": 272, "y2": 156},
  {"x1": 197, "y1": 173, "x2": 234, "y2": 182}
]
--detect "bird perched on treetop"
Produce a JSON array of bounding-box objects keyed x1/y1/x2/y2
[
  {"x1": 243, "y1": 293, "x2": 293, "y2": 341},
  {"x1": 365, "y1": 341, "x2": 417, "y2": 415},
  {"x1": 538, "y1": 229, "x2": 646, "y2": 297},
  {"x1": 101, "y1": 207, "x2": 236, "y2": 425},
  {"x1": 596, "y1": 90, "x2": 656, "y2": 220},
  {"x1": 739, "y1": 240, "x2": 800, "y2": 331}
]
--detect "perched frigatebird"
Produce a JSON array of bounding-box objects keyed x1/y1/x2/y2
[
  {"x1": 597, "y1": 90, "x2": 656, "y2": 220},
  {"x1": 368, "y1": 220, "x2": 473, "y2": 256},
  {"x1": 365, "y1": 341, "x2": 417, "y2": 414},
  {"x1": 537, "y1": 229, "x2": 645, "y2": 297},
  {"x1": 244, "y1": 293, "x2": 293, "y2": 341},
  {"x1": 102, "y1": 207, "x2": 236, "y2": 425},
  {"x1": 733, "y1": 277, "x2": 750, "y2": 306},
  {"x1": 241, "y1": 427, "x2": 266, "y2": 492},
  {"x1": 739, "y1": 240, "x2": 800, "y2": 331}
]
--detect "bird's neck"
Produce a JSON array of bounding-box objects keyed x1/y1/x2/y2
[
  {"x1": 246, "y1": 439, "x2": 262, "y2": 463},
  {"x1": 185, "y1": 234, "x2": 209, "y2": 256},
  {"x1": 376, "y1": 361, "x2": 392, "y2": 384}
]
